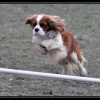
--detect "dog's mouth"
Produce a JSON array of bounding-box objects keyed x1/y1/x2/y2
[
  {"x1": 34, "y1": 32, "x2": 45, "y2": 37},
  {"x1": 34, "y1": 32, "x2": 40, "y2": 36}
]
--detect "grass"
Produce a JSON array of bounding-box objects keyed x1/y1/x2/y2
[{"x1": 0, "y1": 3, "x2": 100, "y2": 96}]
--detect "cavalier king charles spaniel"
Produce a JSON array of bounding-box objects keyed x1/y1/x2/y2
[{"x1": 25, "y1": 13, "x2": 87, "y2": 76}]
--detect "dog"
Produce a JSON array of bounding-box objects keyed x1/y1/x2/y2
[{"x1": 25, "y1": 13, "x2": 87, "y2": 76}]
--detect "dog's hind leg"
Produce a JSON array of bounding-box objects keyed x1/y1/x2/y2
[
  {"x1": 78, "y1": 63, "x2": 87, "y2": 76},
  {"x1": 58, "y1": 59, "x2": 69, "y2": 75},
  {"x1": 62, "y1": 63, "x2": 69, "y2": 75},
  {"x1": 69, "y1": 52, "x2": 87, "y2": 76}
]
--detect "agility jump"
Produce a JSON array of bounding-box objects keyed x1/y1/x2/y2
[{"x1": 0, "y1": 68, "x2": 100, "y2": 83}]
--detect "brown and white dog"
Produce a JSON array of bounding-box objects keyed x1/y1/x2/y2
[{"x1": 25, "y1": 13, "x2": 87, "y2": 76}]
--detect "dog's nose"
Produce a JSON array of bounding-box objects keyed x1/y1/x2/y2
[{"x1": 35, "y1": 28, "x2": 39, "y2": 32}]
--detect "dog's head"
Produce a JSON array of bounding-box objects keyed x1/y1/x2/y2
[{"x1": 25, "y1": 13, "x2": 65, "y2": 37}]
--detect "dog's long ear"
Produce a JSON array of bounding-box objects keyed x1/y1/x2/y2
[
  {"x1": 25, "y1": 14, "x2": 33, "y2": 25},
  {"x1": 48, "y1": 15, "x2": 65, "y2": 33}
]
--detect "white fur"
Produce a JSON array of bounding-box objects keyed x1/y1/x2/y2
[
  {"x1": 41, "y1": 33, "x2": 67, "y2": 62},
  {"x1": 36, "y1": 15, "x2": 44, "y2": 24},
  {"x1": 41, "y1": 33, "x2": 64, "y2": 50},
  {"x1": 69, "y1": 52, "x2": 80, "y2": 65},
  {"x1": 48, "y1": 46, "x2": 67, "y2": 63},
  {"x1": 33, "y1": 15, "x2": 45, "y2": 36},
  {"x1": 69, "y1": 52, "x2": 87, "y2": 76}
]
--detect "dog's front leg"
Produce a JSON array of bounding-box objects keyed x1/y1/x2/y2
[
  {"x1": 40, "y1": 34, "x2": 63, "y2": 51},
  {"x1": 37, "y1": 44, "x2": 48, "y2": 55},
  {"x1": 40, "y1": 39, "x2": 58, "y2": 51}
]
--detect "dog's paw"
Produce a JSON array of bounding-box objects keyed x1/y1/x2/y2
[
  {"x1": 41, "y1": 51, "x2": 48, "y2": 55},
  {"x1": 40, "y1": 49, "x2": 48, "y2": 55},
  {"x1": 38, "y1": 44, "x2": 48, "y2": 55}
]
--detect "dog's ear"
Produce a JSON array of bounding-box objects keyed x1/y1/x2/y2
[
  {"x1": 48, "y1": 16, "x2": 65, "y2": 33},
  {"x1": 25, "y1": 14, "x2": 33, "y2": 25}
]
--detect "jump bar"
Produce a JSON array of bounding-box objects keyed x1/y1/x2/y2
[{"x1": 0, "y1": 68, "x2": 100, "y2": 83}]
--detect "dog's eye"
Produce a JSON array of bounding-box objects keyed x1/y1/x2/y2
[
  {"x1": 40, "y1": 23, "x2": 46, "y2": 27},
  {"x1": 33, "y1": 23, "x2": 36, "y2": 27}
]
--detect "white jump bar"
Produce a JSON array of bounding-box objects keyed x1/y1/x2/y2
[{"x1": 0, "y1": 68, "x2": 100, "y2": 83}]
